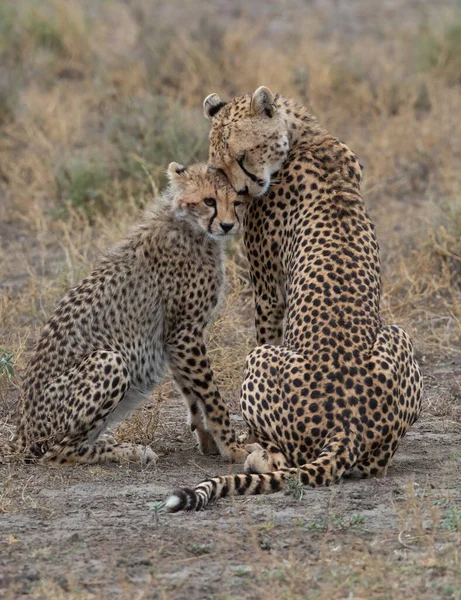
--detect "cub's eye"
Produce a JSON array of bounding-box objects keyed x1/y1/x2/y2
[
  {"x1": 203, "y1": 197, "x2": 216, "y2": 207},
  {"x1": 234, "y1": 200, "x2": 244, "y2": 207},
  {"x1": 237, "y1": 151, "x2": 246, "y2": 163}
]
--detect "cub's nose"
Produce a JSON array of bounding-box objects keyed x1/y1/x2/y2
[{"x1": 220, "y1": 223, "x2": 234, "y2": 234}]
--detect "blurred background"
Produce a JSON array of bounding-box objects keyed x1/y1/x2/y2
[{"x1": 1, "y1": 0, "x2": 460, "y2": 425}]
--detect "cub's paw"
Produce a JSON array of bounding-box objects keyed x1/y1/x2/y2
[
  {"x1": 100, "y1": 432, "x2": 117, "y2": 444},
  {"x1": 136, "y1": 445, "x2": 158, "y2": 465}
]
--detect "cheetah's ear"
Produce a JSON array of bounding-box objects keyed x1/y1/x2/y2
[
  {"x1": 167, "y1": 162, "x2": 188, "y2": 181},
  {"x1": 251, "y1": 86, "x2": 275, "y2": 118},
  {"x1": 203, "y1": 93, "x2": 227, "y2": 120}
]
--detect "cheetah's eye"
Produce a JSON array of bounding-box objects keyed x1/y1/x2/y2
[
  {"x1": 234, "y1": 200, "x2": 244, "y2": 207},
  {"x1": 203, "y1": 197, "x2": 216, "y2": 207},
  {"x1": 237, "y1": 151, "x2": 246, "y2": 163}
]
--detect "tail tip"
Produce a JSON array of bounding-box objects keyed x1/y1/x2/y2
[
  {"x1": 165, "y1": 493, "x2": 183, "y2": 512},
  {"x1": 164, "y1": 488, "x2": 199, "y2": 513}
]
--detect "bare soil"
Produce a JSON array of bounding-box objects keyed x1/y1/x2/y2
[{"x1": 1, "y1": 362, "x2": 460, "y2": 600}]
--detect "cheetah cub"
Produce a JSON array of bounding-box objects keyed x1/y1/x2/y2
[{"x1": 4, "y1": 163, "x2": 249, "y2": 465}]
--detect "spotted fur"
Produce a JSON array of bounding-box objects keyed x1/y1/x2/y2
[
  {"x1": 2, "y1": 164, "x2": 249, "y2": 465},
  {"x1": 165, "y1": 89, "x2": 423, "y2": 511}
]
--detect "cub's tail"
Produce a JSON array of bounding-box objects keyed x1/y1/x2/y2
[{"x1": 165, "y1": 436, "x2": 355, "y2": 512}]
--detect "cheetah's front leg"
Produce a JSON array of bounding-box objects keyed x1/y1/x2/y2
[
  {"x1": 254, "y1": 292, "x2": 286, "y2": 346},
  {"x1": 246, "y1": 227, "x2": 285, "y2": 346},
  {"x1": 167, "y1": 332, "x2": 248, "y2": 463}
]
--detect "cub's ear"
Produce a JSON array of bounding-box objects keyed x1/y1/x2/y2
[
  {"x1": 251, "y1": 86, "x2": 275, "y2": 118},
  {"x1": 167, "y1": 162, "x2": 188, "y2": 181},
  {"x1": 203, "y1": 93, "x2": 227, "y2": 120}
]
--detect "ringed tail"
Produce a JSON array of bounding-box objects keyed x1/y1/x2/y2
[{"x1": 165, "y1": 438, "x2": 354, "y2": 512}]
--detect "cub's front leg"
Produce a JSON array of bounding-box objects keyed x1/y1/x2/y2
[{"x1": 166, "y1": 331, "x2": 248, "y2": 463}]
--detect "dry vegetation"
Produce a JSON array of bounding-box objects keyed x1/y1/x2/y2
[{"x1": 1, "y1": 1, "x2": 460, "y2": 598}]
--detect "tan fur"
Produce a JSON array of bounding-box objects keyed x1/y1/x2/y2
[
  {"x1": 2, "y1": 164, "x2": 249, "y2": 465},
  {"x1": 165, "y1": 90, "x2": 423, "y2": 511}
]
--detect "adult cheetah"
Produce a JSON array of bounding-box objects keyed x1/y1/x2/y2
[
  {"x1": 164, "y1": 87, "x2": 423, "y2": 511},
  {"x1": 2, "y1": 163, "x2": 249, "y2": 465}
]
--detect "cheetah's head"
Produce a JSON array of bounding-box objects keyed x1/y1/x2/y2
[
  {"x1": 203, "y1": 86, "x2": 289, "y2": 197},
  {"x1": 167, "y1": 162, "x2": 248, "y2": 239}
]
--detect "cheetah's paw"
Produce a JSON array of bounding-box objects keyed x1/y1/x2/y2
[
  {"x1": 223, "y1": 445, "x2": 249, "y2": 464},
  {"x1": 137, "y1": 445, "x2": 158, "y2": 465},
  {"x1": 244, "y1": 442, "x2": 264, "y2": 454},
  {"x1": 244, "y1": 449, "x2": 276, "y2": 474}
]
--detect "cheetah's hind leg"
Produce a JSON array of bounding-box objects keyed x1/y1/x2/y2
[
  {"x1": 44, "y1": 436, "x2": 157, "y2": 466},
  {"x1": 40, "y1": 350, "x2": 157, "y2": 466},
  {"x1": 352, "y1": 324, "x2": 423, "y2": 478}
]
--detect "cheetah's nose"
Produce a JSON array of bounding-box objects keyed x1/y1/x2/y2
[{"x1": 220, "y1": 223, "x2": 234, "y2": 234}]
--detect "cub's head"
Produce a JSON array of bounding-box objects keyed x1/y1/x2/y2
[
  {"x1": 203, "y1": 86, "x2": 289, "y2": 197},
  {"x1": 167, "y1": 162, "x2": 248, "y2": 239}
]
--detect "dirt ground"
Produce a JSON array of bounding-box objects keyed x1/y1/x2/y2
[{"x1": 1, "y1": 360, "x2": 460, "y2": 600}]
